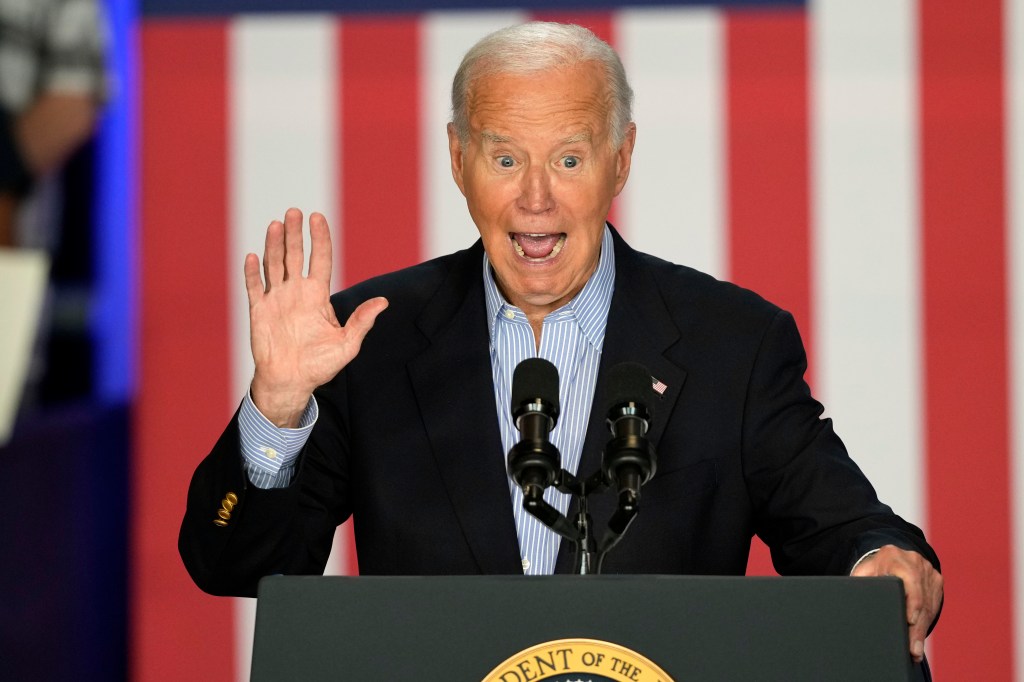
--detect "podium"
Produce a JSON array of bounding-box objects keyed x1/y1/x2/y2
[{"x1": 251, "y1": 575, "x2": 924, "y2": 681}]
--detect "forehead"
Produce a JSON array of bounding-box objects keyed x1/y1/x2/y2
[{"x1": 465, "y1": 61, "x2": 611, "y2": 141}]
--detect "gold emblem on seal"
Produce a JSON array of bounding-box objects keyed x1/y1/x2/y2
[{"x1": 481, "y1": 638, "x2": 674, "y2": 682}]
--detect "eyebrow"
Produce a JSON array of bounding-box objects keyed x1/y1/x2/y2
[
  {"x1": 479, "y1": 131, "x2": 593, "y2": 145},
  {"x1": 561, "y1": 132, "x2": 592, "y2": 145},
  {"x1": 481, "y1": 131, "x2": 512, "y2": 144}
]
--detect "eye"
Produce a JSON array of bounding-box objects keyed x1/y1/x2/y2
[
  {"x1": 562, "y1": 155, "x2": 581, "y2": 169},
  {"x1": 498, "y1": 155, "x2": 515, "y2": 168}
]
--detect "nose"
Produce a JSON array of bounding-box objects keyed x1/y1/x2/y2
[{"x1": 517, "y1": 163, "x2": 555, "y2": 214}]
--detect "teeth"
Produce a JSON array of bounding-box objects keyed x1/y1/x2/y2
[{"x1": 512, "y1": 234, "x2": 565, "y2": 261}]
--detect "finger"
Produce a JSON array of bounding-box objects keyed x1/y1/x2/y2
[
  {"x1": 908, "y1": 610, "x2": 929, "y2": 662},
  {"x1": 903, "y1": 581, "x2": 925, "y2": 630},
  {"x1": 908, "y1": 622, "x2": 928, "y2": 662},
  {"x1": 263, "y1": 219, "x2": 285, "y2": 286},
  {"x1": 341, "y1": 297, "x2": 389, "y2": 349},
  {"x1": 911, "y1": 571, "x2": 942, "y2": 660},
  {"x1": 902, "y1": 580, "x2": 929, "y2": 662},
  {"x1": 244, "y1": 253, "x2": 264, "y2": 304},
  {"x1": 308, "y1": 212, "x2": 333, "y2": 286},
  {"x1": 283, "y1": 207, "x2": 305, "y2": 281}
]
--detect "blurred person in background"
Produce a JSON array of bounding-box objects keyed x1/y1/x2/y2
[
  {"x1": 0, "y1": 0, "x2": 108, "y2": 415},
  {"x1": 0, "y1": 0, "x2": 107, "y2": 250}
]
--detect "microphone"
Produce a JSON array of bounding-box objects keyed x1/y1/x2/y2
[
  {"x1": 602, "y1": 362, "x2": 657, "y2": 511},
  {"x1": 507, "y1": 358, "x2": 561, "y2": 499}
]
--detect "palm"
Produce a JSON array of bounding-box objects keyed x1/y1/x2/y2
[{"x1": 245, "y1": 209, "x2": 387, "y2": 426}]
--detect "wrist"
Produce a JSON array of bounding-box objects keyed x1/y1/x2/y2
[{"x1": 250, "y1": 376, "x2": 313, "y2": 428}]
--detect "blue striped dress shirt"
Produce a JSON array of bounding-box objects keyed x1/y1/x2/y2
[
  {"x1": 237, "y1": 226, "x2": 616, "y2": 575},
  {"x1": 484, "y1": 226, "x2": 614, "y2": 574}
]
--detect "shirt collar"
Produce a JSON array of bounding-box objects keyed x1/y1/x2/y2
[{"x1": 483, "y1": 225, "x2": 616, "y2": 350}]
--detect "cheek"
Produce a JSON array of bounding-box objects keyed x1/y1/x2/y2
[
  {"x1": 470, "y1": 192, "x2": 510, "y2": 226},
  {"x1": 469, "y1": 182, "x2": 520, "y2": 222},
  {"x1": 559, "y1": 186, "x2": 604, "y2": 220}
]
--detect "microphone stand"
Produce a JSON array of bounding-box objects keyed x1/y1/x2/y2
[
  {"x1": 566, "y1": 470, "x2": 609, "y2": 575},
  {"x1": 521, "y1": 463, "x2": 638, "y2": 575},
  {"x1": 573, "y1": 493, "x2": 594, "y2": 574},
  {"x1": 506, "y1": 360, "x2": 655, "y2": 574},
  {"x1": 547, "y1": 470, "x2": 597, "y2": 574}
]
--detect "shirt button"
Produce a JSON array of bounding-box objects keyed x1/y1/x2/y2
[
  {"x1": 504, "y1": 309, "x2": 516, "y2": 320},
  {"x1": 261, "y1": 446, "x2": 278, "y2": 460},
  {"x1": 521, "y1": 558, "x2": 531, "y2": 572}
]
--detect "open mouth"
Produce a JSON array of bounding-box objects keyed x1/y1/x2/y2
[{"x1": 510, "y1": 233, "x2": 566, "y2": 262}]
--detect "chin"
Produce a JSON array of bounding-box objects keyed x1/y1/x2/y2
[{"x1": 520, "y1": 287, "x2": 571, "y2": 309}]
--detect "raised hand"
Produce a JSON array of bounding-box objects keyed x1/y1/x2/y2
[{"x1": 244, "y1": 208, "x2": 388, "y2": 427}]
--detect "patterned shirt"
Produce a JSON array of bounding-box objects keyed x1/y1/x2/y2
[
  {"x1": 0, "y1": 0, "x2": 108, "y2": 112},
  {"x1": 483, "y1": 226, "x2": 614, "y2": 574}
]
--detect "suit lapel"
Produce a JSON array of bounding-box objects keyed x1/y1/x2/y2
[
  {"x1": 407, "y1": 243, "x2": 522, "y2": 574},
  {"x1": 555, "y1": 231, "x2": 688, "y2": 572},
  {"x1": 601, "y1": 235, "x2": 688, "y2": 451},
  {"x1": 405, "y1": 234, "x2": 690, "y2": 575}
]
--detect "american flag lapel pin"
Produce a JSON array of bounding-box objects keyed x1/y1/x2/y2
[{"x1": 651, "y1": 377, "x2": 668, "y2": 396}]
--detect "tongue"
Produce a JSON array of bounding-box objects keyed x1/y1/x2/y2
[{"x1": 516, "y1": 233, "x2": 562, "y2": 259}]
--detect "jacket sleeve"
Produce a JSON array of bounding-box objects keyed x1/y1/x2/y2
[
  {"x1": 178, "y1": 390, "x2": 351, "y2": 597},
  {"x1": 741, "y1": 310, "x2": 940, "y2": 576}
]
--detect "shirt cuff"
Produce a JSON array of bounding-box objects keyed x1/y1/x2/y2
[
  {"x1": 238, "y1": 391, "x2": 317, "y2": 489},
  {"x1": 849, "y1": 548, "x2": 882, "y2": 575}
]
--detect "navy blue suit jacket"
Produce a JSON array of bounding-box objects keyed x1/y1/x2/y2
[{"x1": 180, "y1": 229, "x2": 938, "y2": 597}]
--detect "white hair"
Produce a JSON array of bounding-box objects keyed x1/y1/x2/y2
[{"x1": 451, "y1": 22, "x2": 634, "y2": 148}]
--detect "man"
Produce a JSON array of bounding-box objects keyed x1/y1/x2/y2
[{"x1": 179, "y1": 22, "x2": 942, "y2": 663}]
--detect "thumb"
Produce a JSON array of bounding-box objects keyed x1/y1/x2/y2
[{"x1": 343, "y1": 297, "x2": 389, "y2": 343}]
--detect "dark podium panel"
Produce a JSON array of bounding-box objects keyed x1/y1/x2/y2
[{"x1": 251, "y1": 575, "x2": 919, "y2": 681}]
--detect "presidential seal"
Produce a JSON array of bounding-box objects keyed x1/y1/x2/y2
[{"x1": 481, "y1": 638, "x2": 674, "y2": 682}]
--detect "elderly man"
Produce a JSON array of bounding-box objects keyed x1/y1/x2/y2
[{"x1": 180, "y1": 22, "x2": 942, "y2": 662}]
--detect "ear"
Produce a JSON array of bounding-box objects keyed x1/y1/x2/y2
[
  {"x1": 447, "y1": 123, "x2": 467, "y2": 197},
  {"x1": 612, "y1": 122, "x2": 637, "y2": 197}
]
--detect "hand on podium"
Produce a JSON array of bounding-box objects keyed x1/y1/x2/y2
[{"x1": 851, "y1": 544, "x2": 943, "y2": 663}]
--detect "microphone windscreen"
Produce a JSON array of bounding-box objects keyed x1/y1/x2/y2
[
  {"x1": 511, "y1": 358, "x2": 560, "y2": 412},
  {"x1": 606, "y1": 362, "x2": 655, "y2": 419}
]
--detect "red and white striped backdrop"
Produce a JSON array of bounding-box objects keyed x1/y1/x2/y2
[{"x1": 137, "y1": 1, "x2": 1023, "y2": 679}]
